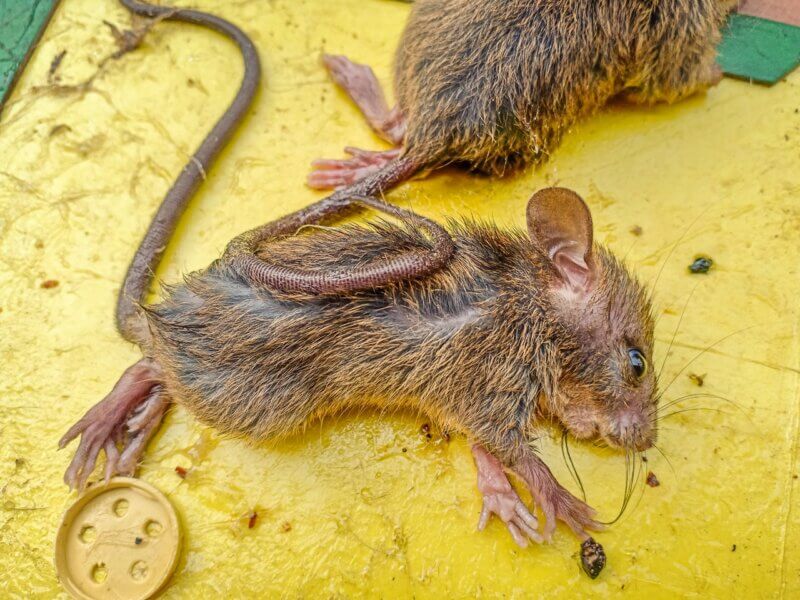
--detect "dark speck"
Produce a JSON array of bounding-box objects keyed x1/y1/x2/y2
[
  {"x1": 688, "y1": 373, "x2": 705, "y2": 386},
  {"x1": 732, "y1": 544, "x2": 736, "y2": 552},
  {"x1": 401, "y1": 447, "x2": 407, "y2": 453},
  {"x1": 135, "y1": 537, "x2": 143, "y2": 545},
  {"x1": 646, "y1": 471, "x2": 660, "y2": 487},
  {"x1": 580, "y1": 537, "x2": 606, "y2": 578},
  {"x1": 689, "y1": 257, "x2": 713, "y2": 274}
]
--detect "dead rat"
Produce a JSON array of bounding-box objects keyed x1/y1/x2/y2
[
  {"x1": 60, "y1": 0, "x2": 658, "y2": 557},
  {"x1": 62, "y1": 186, "x2": 658, "y2": 552},
  {"x1": 308, "y1": 0, "x2": 735, "y2": 190}
]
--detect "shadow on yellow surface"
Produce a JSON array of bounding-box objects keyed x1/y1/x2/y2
[{"x1": 1, "y1": 1, "x2": 799, "y2": 597}]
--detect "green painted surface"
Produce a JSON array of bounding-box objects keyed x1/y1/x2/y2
[
  {"x1": 718, "y1": 13, "x2": 800, "y2": 84},
  {"x1": 0, "y1": 0, "x2": 59, "y2": 107}
]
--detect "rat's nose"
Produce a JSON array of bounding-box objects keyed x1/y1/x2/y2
[{"x1": 612, "y1": 410, "x2": 654, "y2": 451}]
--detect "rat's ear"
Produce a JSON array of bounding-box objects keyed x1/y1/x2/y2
[{"x1": 526, "y1": 188, "x2": 595, "y2": 293}]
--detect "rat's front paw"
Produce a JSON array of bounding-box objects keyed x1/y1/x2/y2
[
  {"x1": 537, "y1": 485, "x2": 603, "y2": 541},
  {"x1": 471, "y1": 443, "x2": 543, "y2": 547},
  {"x1": 478, "y1": 487, "x2": 543, "y2": 547}
]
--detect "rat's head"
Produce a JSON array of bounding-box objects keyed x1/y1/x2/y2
[{"x1": 527, "y1": 188, "x2": 657, "y2": 452}]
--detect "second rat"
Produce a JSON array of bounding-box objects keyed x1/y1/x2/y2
[{"x1": 308, "y1": 0, "x2": 736, "y2": 189}]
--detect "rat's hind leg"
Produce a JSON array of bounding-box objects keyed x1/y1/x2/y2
[
  {"x1": 471, "y1": 444, "x2": 543, "y2": 547},
  {"x1": 308, "y1": 147, "x2": 401, "y2": 190},
  {"x1": 59, "y1": 358, "x2": 168, "y2": 490},
  {"x1": 308, "y1": 55, "x2": 407, "y2": 190},
  {"x1": 322, "y1": 54, "x2": 405, "y2": 144}
]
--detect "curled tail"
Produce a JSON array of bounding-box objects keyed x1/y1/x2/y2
[{"x1": 115, "y1": 0, "x2": 261, "y2": 344}]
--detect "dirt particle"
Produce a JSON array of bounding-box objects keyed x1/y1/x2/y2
[
  {"x1": 688, "y1": 373, "x2": 705, "y2": 387},
  {"x1": 49, "y1": 124, "x2": 72, "y2": 137},
  {"x1": 629, "y1": 225, "x2": 643, "y2": 236},
  {"x1": 174, "y1": 465, "x2": 188, "y2": 479},
  {"x1": 280, "y1": 521, "x2": 292, "y2": 533},
  {"x1": 401, "y1": 447, "x2": 407, "y2": 453},
  {"x1": 48, "y1": 50, "x2": 67, "y2": 83},
  {"x1": 688, "y1": 256, "x2": 713, "y2": 274},
  {"x1": 34, "y1": 240, "x2": 44, "y2": 249},
  {"x1": 641, "y1": 455, "x2": 648, "y2": 462},
  {"x1": 135, "y1": 537, "x2": 143, "y2": 545},
  {"x1": 732, "y1": 544, "x2": 736, "y2": 551},
  {"x1": 40, "y1": 279, "x2": 59, "y2": 289},
  {"x1": 248, "y1": 511, "x2": 258, "y2": 529},
  {"x1": 420, "y1": 423, "x2": 430, "y2": 435},
  {"x1": 441, "y1": 431, "x2": 451, "y2": 442},
  {"x1": 646, "y1": 471, "x2": 660, "y2": 487}
]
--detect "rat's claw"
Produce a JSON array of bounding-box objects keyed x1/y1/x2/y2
[{"x1": 506, "y1": 522, "x2": 528, "y2": 549}]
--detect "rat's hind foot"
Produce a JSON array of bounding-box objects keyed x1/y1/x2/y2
[
  {"x1": 59, "y1": 358, "x2": 168, "y2": 491},
  {"x1": 471, "y1": 444, "x2": 543, "y2": 547},
  {"x1": 307, "y1": 147, "x2": 401, "y2": 190},
  {"x1": 322, "y1": 54, "x2": 406, "y2": 144},
  {"x1": 512, "y1": 451, "x2": 603, "y2": 541}
]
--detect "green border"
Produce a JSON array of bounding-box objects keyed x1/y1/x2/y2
[{"x1": 0, "y1": 0, "x2": 61, "y2": 116}]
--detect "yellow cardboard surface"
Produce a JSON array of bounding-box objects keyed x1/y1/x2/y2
[{"x1": 1, "y1": 1, "x2": 799, "y2": 597}]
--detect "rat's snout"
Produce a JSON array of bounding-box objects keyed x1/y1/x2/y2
[{"x1": 606, "y1": 408, "x2": 656, "y2": 452}]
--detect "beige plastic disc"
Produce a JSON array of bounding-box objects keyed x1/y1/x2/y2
[{"x1": 55, "y1": 478, "x2": 181, "y2": 600}]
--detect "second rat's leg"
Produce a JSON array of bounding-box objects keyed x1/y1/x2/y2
[
  {"x1": 308, "y1": 55, "x2": 407, "y2": 190},
  {"x1": 322, "y1": 54, "x2": 405, "y2": 144},
  {"x1": 59, "y1": 358, "x2": 168, "y2": 490},
  {"x1": 471, "y1": 444, "x2": 543, "y2": 547}
]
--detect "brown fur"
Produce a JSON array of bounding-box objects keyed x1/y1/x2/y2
[
  {"x1": 394, "y1": 0, "x2": 734, "y2": 175},
  {"x1": 144, "y1": 200, "x2": 656, "y2": 464}
]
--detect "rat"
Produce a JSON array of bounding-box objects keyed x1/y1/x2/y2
[
  {"x1": 307, "y1": 0, "x2": 736, "y2": 190},
  {"x1": 60, "y1": 0, "x2": 657, "y2": 559},
  {"x1": 61, "y1": 184, "x2": 658, "y2": 553}
]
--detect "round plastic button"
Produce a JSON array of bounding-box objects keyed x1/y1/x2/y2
[{"x1": 55, "y1": 478, "x2": 181, "y2": 600}]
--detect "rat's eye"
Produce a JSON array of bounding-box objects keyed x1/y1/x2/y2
[{"x1": 627, "y1": 348, "x2": 647, "y2": 378}]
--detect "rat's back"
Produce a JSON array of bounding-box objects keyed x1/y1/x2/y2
[{"x1": 144, "y1": 220, "x2": 536, "y2": 440}]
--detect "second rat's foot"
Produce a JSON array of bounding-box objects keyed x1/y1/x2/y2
[
  {"x1": 307, "y1": 147, "x2": 401, "y2": 190},
  {"x1": 59, "y1": 358, "x2": 169, "y2": 491},
  {"x1": 471, "y1": 444, "x2": 543, "y2": 547},
  {"x1": 512, "y1": 450, "x2": 603, "y2": 541}
]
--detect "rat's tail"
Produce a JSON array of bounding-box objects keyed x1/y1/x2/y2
[
  {"x1": 221, "y1": 154, "x2": 428, "y2": 289},
  {"x1": 115, "y1": 0, "x2": 261, "y2": 345}
]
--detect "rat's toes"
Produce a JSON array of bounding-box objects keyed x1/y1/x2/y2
[
  {"x1": 478, "y1": 491, "x2": 543, "y2": 545},
  {"x1": 307, "y1": 148, "x2": 399, "y2": 190}
]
